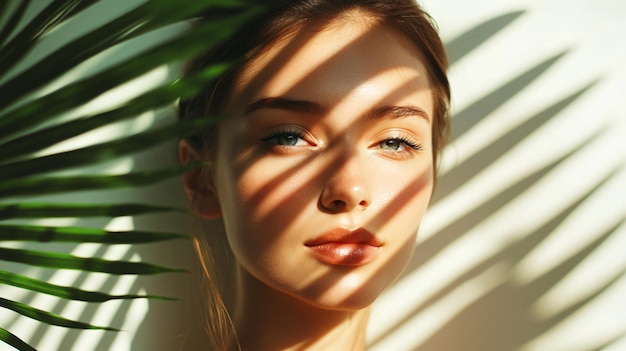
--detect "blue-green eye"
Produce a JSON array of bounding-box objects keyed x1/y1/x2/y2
[
  {"x1": 263, "y1": 132, "x2": 303, "y2": 146},
  {"x1": 380, "y1": 139, "x2": 402, "y2": 151},
  {"x1": 378, "y1": 137, "x2": 422, "y2": 152},
  {"x1": 261, "y1": 126, "x2": 309, "y2": 147}
]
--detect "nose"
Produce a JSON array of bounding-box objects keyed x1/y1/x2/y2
[{"x1": 319, "y1": 151, "x2": 372, "y2": 213}]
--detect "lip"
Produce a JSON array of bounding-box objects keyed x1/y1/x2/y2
[{"x1": 304, "y1": 227, "x2": 382, "y2": 266}]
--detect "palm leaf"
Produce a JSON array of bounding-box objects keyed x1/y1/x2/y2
[
  {"x1": 0, "y1": 1, "x2": 30, "y2": 49},
  {"x1": 0, "y1": 271, "x2": 174, "y2": 302},
  {"x1": 0, "y1": 247, "x2": 186, "y2": 275},
  {"x1": 0, "y1": 0, "x2": 251, "y2": 110},
  {"x1": 0, "y1": 225, "x2": 188, "y2": 244},
  {"x1": 0, "y1": 13, "x2": 250, "y2": 140},
  {"x1": 0, "y1": 297, "x2": 116, "y2": 331},
  {"x1": 0, "y1": 63, "x2": 230, "y2": 163},
  {"x1": 0, "y1": 203, "x2": 180, "y2": 221},
  {"x1": 0, "y1": 0, "x2": 273, "y2": 350},
  {"x1": 0, "y1": 162, "x2": 200, "y2": 198},
  {"x1": 0, "y1": 327, "x2": 36, "y2": 351},
  {"x1": 0, "y1": 119, "x2": 212, "y2": 181},
  {"x1": 0, "y1": 0, "x2": 98, "y2": 78}
]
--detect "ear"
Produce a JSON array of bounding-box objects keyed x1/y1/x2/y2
[{"x1": 178, "y1": 140, "x2": 222, "y2": 219}]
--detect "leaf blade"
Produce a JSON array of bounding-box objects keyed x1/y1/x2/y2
[
  {"x1": 0, "y1": 297, "x2": 117, "y2": 331},
  {"x1": 0, "y1": 0, "x2": 30, "y2": 50},
  {"x1": 0, "y1": 202, "x2": 182, "y2": 221},
  {"x1": 0, "y1": 270, "x2": 174, "y2": 302},
  {"x1": 0, "y1": 63, "x2": 230, "y2": 163},
  {"x1": 0, "y1": 10, "x2": 253, "y2": 135},
  {"x1": 0, "y1": 163, "x2": 199, "y2": 198},
  {"x1": 0, "y1": 224, "x2": 188, "y2": 244},
  {"x1": 0, "y1": 0, "x2": 99, "y2": 79},
  {"x1": 0, "y1": 326, "x2": 36, "y2": 351},
  {"x1": 0, "y1": 247, "x2": 186, "y2": 275},
  {"x1": 0, "y1": 118, "x2": 215, "y2": 182}
]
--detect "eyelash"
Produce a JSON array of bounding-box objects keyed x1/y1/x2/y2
[{"x1": 384, "y1": 136, "x2": 423, "y2": 151}]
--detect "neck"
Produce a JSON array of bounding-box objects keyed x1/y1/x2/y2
[{"x1": 232, "y1": 268, "x2": 370, "y2": 351}]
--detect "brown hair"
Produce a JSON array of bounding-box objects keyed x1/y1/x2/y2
[{"x1": 178, "y1": 1, "x2": 449, "y2": 349}]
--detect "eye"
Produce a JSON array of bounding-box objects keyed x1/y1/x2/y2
[
  {"x1": 378, "y1": 137, "x2": 422, "y2": 152},
  {"x1": 263, "y1": 132, "x2": 304, "y2": 146},
  {"x1": 261, "y1": 126, "x2": 312, "y2": 147}
]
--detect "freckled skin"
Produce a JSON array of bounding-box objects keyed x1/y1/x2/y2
[{"x1": 201, "y1": 18, "x2": 435, "y2": 350}]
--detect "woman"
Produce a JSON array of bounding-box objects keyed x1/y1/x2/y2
[{"x1": 178, "y1": 0, "x2": 450, "y2": 350}]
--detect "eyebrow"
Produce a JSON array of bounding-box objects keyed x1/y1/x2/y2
[
  {"x1": 245, "y1": 96, "x2": 430, "y2": 123},
  {"x1": 366, "y1": 105, "x2": 431, "y2": 123},
  {"x1": 244, "y1": 97, "x2": 326, "y2": 115}
]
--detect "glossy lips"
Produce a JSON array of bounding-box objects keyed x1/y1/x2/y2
[{"x1": 304, "y1": 227, "x2": 383, "y2": 266}]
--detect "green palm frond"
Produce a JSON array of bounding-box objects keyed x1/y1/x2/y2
[
  {"x1": 0, "y1": 297, "x2": 117, "y2": 331},
  {"x1": 0, "y1": 0, "x2": 270, "y2": 349},
  {"x1": 0, "y1": 247, "x2": 185, "y2": 275},
  {"x1": 0, "y1": 270, "x2": 175, "y2": 302},
  {"x1": 0, "y1": 202, "x2": 181, "y2": 221},
  {"x1": 0, "y1": 224, "x2": 187, "y2": 243},
  {"x1": 0, "y1": 326, "x2": 36, "y2": 351}
]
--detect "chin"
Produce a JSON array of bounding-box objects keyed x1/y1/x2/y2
[
  {"x1": 298, "y1": 294, "x2": 377, "y2": 312},
  {"x1": 296, "y1": 273, "x2": 391, "y2": 312}
]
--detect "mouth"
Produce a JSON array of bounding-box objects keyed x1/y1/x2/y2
[{"x1": 304, "y1": 227, "x2": 383, "y2": 266}]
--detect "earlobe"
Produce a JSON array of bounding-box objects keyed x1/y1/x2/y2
[{"x1": 178, "y1": 140, "x2": 223, "y2": 219}]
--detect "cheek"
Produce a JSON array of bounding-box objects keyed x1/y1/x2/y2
[
  {"x1": 374, "y1": 154, "x2": 434, "y2": 226},
  {"x1": 376, "y1": 162, "x2": 434, "y2": 267},
  {"x1": 235, "y1": 156, "x2": 318, "y2": 228},
  {"x1": 214, "y1": 147, "x2": 320, "y2": 264},
  {"x1": 394, "y1": 168, "x2": 433, "y2": 218},
  {"x1": 214, "y1": 153, "x2": 323, "y2": 292}
]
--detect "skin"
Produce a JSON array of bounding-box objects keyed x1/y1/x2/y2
[{"x1": 182, "y1": 14, "x2": 435, "y2": 351}]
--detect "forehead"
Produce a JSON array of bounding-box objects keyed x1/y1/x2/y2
[{"x1": 228, "y1": 18, "x2": 433, "y2": 117}]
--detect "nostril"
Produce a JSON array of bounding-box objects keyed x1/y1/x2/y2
[{"x1": 332, "y1": 199, "x2": 346, "y2": 209}]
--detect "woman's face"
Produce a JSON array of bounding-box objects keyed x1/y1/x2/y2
[{"x1": 211, "y1": 19, "x2": 434, "y2": 310}]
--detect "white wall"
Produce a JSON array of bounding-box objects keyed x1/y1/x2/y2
[{"x1": 1, "y1": 1, "x2": 624, "y2": 350}]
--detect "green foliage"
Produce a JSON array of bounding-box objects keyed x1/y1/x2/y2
[{"x1": 0, "y1": 0, "x2": 267, "y2": 349}]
